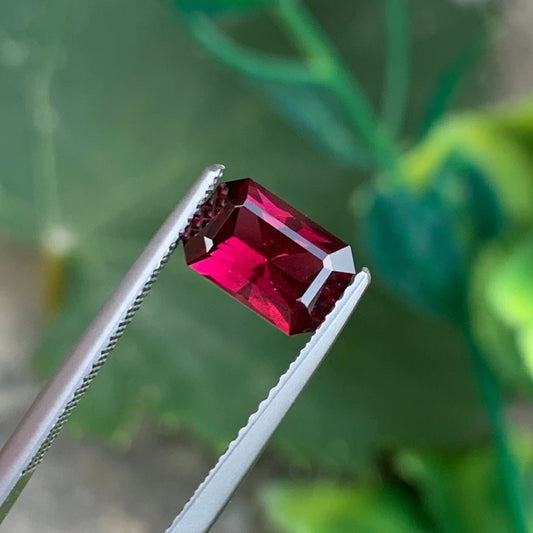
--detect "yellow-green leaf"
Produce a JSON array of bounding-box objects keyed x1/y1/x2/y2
[
  {"x1": 397, "y1": 434, "x2": 533, "y2": 533},
  {"x1": 470, "y1": 236, "x2": 533, "y2": 391},
  {"x1": 262, "y1": 482, "x2": 430, "y2": 533}
]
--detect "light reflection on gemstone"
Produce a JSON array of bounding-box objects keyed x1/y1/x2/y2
[{"x1": 182, "y1": 178, "x2": 356, "y2": 335}]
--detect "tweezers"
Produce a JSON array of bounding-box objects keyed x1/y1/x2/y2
[{"x1": 0, "y1": 164, "x2": 370, "y2": 532}]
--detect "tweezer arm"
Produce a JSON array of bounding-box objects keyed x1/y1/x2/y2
[
  {"x1": 167, "y1": 268, "x2": 370, "y2": 533},
  {"x1": 0, "y1": 164, "x2": 225, "y2": 520}
]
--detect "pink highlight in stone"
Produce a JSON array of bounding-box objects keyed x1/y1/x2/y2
[{"x1": 183, "y1": 179, "x2": 355, "y2": 334}]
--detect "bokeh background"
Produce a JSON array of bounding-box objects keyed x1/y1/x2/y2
[{"x1": 2, "y1": 0, "x2": 533, "y2": 531}]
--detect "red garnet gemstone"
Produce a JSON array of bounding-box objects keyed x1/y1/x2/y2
[{"x1": 183, "y1": 179, "x2": 355, "y2": 335}]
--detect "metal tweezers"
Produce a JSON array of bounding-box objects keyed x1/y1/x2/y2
[{"x1": 0, "y1": 164, "x2": 370, "y2": 532}]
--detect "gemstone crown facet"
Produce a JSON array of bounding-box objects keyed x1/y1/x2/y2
[{"x1": 182, "y1": 178, "x2": 355, "y2": 335}]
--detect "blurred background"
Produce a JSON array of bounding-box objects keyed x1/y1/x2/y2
[{"x1": 2, "y1": 0, "x2": 533, "y2": 531}]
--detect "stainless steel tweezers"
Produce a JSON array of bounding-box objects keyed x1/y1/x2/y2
[{"x1": 0, "y1": 164, "x2": 370, "y2": 532}]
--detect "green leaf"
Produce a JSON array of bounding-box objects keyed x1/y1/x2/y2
[
  {"x1": 397, "y1": 436, "x2": 533, "y2": 533},
  {"x1": 486, "y1": 98, "x2": 533, "y2": 155},
  {"x1": 361, "y1": 186, "x2": 465, "y2": 317},
  {"x1": 402, "y1": 109, "x2": 533, "y2": 228},
  {"x1": 470, "y1": 236, "x2": 533, "y2": 392},
  {"x1": 419, "y1": 34, "x2": 486, "y2": 138},
  {"x1": 434, "y1": 155, "x2": 503, "y2": 253},
  {"x1": 357, "y1": 155, "x2": 501, "y2": 318},
  {"x1": 262, "y1": 481, "x2": 430, "y2": 533}
]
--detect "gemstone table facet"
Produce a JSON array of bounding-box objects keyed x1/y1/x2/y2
[{"x1": 182, "y1": 179, "x2": 355, "y2": 335}]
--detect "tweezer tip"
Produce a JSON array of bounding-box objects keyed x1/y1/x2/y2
[
  {"x1": 360, "y1": 267, "x2": 371, "y2": 283},
  {"x1": 206, "y1": 163, "x2": 225, "y2": 176}
]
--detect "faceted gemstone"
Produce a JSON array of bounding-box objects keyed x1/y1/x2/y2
[{"x1": 182, "y1": 179, "x2": 355, "y2": 335}]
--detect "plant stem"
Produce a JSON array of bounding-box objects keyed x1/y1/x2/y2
[
  {"x1": 419, "y1": 34, "x2": 485, "y2": 138},
  {"x1": 382, "y1": 0, "x2": 410, "y2": 137},
  {"x1": 184, "y1": 13, "x2": 317, "y2": 84},
  {"x1": 463, "y1": 326, "x2": 528, "y2": 533},
  {"x1": 29, "y1": 45, "x2": 63, "y2": 235},
  {"x1": 273, "y1": 0, "x2": 403, "y2": 181}
]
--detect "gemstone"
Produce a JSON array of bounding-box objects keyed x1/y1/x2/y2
[{"x1": 182, "y1": 179, "x2": 355, "y2": 335}]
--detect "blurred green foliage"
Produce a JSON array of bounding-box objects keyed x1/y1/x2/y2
[
  {"x1": 359, "y1": 154, "x2": 502, "y2": 318},
  {"x1": 1, "y1": 0, "x2": 487, "y2": 459},
  {"x1": 3, "y1": 0, "x2": 533, "y2": 531},
  {"x1": 263, "y1": 433, "x2": 533, "y2": 533},
  {"x1": 397, "y1": 435, "x2": 533, "y2": 533},
  {"x1": 263, "y1": 481, "x2": 429, "y2": 533},
  {"x1": 174, "y1": 0, "x2": 269, "y2": 13},
  {"x1": 472, "y1": 237, "x2": 533, "y2": 392}
]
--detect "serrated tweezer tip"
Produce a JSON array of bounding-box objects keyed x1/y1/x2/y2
[{"x1": 166, "y1": 270, "x2": 370, "y2": 533}]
